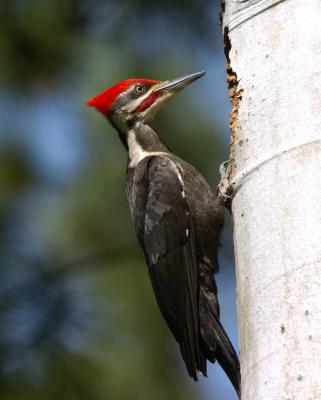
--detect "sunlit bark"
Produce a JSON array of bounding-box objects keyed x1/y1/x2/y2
[{"x1": 221, "y1": 1, "x2": 321, "y2": 398}]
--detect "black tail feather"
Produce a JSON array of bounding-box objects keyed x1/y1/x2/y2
[{"x1": 210, "y1": 318, "x2": 241, "y2": 398}]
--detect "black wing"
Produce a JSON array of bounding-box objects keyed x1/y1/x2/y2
[{"x1": 142, "y1": 156, "x2": 204, "y2": 379}]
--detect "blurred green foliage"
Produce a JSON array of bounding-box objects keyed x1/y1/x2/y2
[{"x1": 0, "y1": 1, "x2": 235, "y2": 399}]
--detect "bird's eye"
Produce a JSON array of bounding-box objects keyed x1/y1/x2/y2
[{"x1": 135, "y1": 85, "x2": 146, "y2": 94}]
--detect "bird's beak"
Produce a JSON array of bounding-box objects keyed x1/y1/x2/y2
[{"x1": 154, "y1": 71, "x2": 206, "y2": 94}]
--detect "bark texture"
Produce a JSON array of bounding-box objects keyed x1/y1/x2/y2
[{"x1": 222, "y1": 1, "x2": 321, "y2": 399}]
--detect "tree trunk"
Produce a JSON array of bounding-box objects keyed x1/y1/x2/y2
[{"x1": 221, "y1": 1, "x2": 321, "y2": 399}]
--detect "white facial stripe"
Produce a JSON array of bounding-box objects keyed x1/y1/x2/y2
[
  {"x1": 119, "y1": 84, "x2": 172, "y2": 115},
  {"x1": 138, "y1": 92, "x2": 171, "y2": 120},
  {"x1": 120, "y1": 87, "x2": 153, "y2": 113}
]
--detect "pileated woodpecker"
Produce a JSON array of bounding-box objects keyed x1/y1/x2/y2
[{"x1": 87, "y1": 71, "x2": 240, "y2": 396}]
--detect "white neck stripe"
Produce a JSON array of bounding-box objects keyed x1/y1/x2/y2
[{"x1": 127, "y1": 130, "x2": 169, "y2": 168}]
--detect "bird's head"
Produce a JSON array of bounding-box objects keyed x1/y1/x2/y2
[{"x1": 86, "y1": 71, "x2": 205, "y2": 131}]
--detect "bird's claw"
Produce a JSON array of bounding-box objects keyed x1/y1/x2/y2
[{"x1": 217, "y1": 160, "x2": 234, "y2": 206}]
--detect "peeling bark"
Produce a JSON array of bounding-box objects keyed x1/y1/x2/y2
[
  {"x1": 224, "y1": 27, "x2": 243, "y2": 156},
  {"x1": 223, "y1": 26, "x2": 244, "y2": 190}
]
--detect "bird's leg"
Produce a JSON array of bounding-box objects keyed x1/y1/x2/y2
[{"x1": 217, "y1": 159, "x2": 234, "y2": 210}]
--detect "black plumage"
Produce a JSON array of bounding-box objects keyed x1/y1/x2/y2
[
  {"x1": 87, "y1": 72, "x2": 240, "y2": 396},
  {"x1": 126, "y1": 142, "x2": 240, "y2": 395}
]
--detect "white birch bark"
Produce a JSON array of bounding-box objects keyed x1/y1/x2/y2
[{"x1": 221, "y1": 1, "x2": 321, "y2": 399}]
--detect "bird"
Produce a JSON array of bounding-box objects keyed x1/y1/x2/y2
[{"x1": 86, "y1": 71, "x2": 240, "y2": 396}]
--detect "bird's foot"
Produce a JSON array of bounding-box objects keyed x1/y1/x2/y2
[{"x1": 217, "y1": 160, "x2": 234, "y2": 207}]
